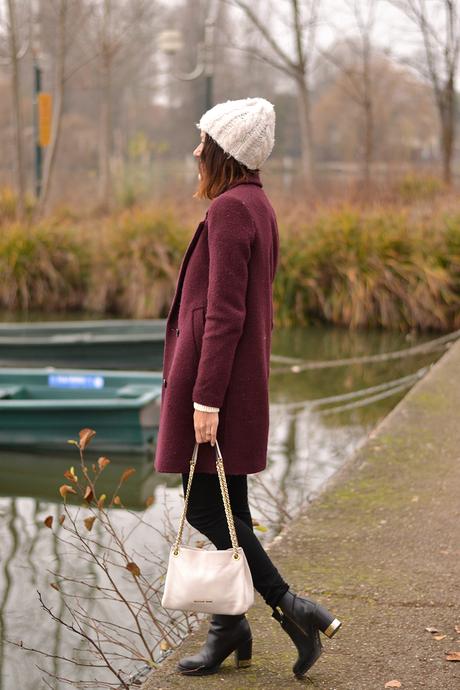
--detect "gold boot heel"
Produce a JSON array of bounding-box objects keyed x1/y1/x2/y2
[
  {"x1": 314, "y1": 602, "x2": 343, "y2": 638},
  {"x1": 323, "y1": 618, "x2": 342, "y2": 638}
]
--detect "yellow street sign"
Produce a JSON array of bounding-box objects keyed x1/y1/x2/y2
[{"x1": 38, "y1": 92, "x2": 52, "y2": 147}]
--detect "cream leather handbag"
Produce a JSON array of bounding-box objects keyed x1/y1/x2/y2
[{"x1": 161, "y1": 439, "x2": 254, "y2": 615}]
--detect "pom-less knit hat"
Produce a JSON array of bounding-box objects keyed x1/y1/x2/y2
[{"x1": 196, "y1": 97, "x2": 275, "y2": 170}]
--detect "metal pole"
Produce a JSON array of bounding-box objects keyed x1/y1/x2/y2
[
  {"x1": 33, "y1": 58, "x2": 42, "y2": 198},
  {"x1": 205, "y1": 72, "x2": 213, "y2": 111},
  {"x1": 204, "y1": 7, "x2": 216, "y2": 110}
]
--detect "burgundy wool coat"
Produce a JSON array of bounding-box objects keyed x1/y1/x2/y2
[{"x1": 153, "y1": 170, "x2": 279, "y2": 475}]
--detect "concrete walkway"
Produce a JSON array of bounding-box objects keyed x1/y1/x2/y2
[{"x1": 142, "y1": 340, "x2": 460, "y2": 690}]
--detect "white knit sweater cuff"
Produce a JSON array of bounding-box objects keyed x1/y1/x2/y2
[{"x1": 193, "y1": 401, "x2": 220, "y2": 413}]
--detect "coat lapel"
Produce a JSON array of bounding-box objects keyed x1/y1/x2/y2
[{"x1": 166, "y1": 216, "x2": 207, "y2": 324}]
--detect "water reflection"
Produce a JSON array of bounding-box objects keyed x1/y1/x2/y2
[{"x1": 0, "y1": 324, "x2": 443, "y2": 688}]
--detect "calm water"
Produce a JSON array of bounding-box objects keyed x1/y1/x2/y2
[{"x1": 0, "y1": 319, "x2": 443, "y2": 689}]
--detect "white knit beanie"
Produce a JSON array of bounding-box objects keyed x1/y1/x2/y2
[{"x1": 196, "y1": 97, "x2": 275, "y2": 170}]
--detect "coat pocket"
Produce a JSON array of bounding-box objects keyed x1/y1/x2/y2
[{"x1": 192, "y1": 306, "x2": 206, "y2": 357}]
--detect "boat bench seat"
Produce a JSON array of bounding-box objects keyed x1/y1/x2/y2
[
  {"x1": 0, "y1": 385, "x2": 26, "y2": 399},
  {"x1": 117, "y1": 384, "x2": 156, "y2": 398}
]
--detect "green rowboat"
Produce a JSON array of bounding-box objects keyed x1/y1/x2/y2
[
  {"x1": 0, "y1": 367, "x2": 162, "y2": 456},
  {"x1": 0, "y1": 319, "x2": 166, "y2": 370}
]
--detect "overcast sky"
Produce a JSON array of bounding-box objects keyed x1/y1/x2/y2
[
  {"x1": 0, "y1": 0, "x2": 431, "y2": 51},
  {"x1": 315, "y1": 0, "x2": 426, "y2": 58}
]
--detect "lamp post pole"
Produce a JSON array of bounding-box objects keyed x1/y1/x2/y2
[
  {"x1": 33, "y1": 57, "x2": 43, "y2": 199},
  {"x1": 31, "y1": 2, "x2": 42, "y2": 199},
  {"x1": 158, "y1": 0, "x2": 218, "y2": 110},
  {"x1": 204, "y1": 18, "x2": 214, "y2": 110}
]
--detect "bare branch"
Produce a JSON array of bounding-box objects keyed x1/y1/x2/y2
[{"x1": 226, "y1": 0, "x2": 299, "y2": 72}]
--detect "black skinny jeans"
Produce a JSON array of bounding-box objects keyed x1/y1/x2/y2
[{"x1": 181, "y1": 471, "x2": 290, "y2": 611}]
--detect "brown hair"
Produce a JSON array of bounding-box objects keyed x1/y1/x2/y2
[{"x1": 194, "y1": 133, "x2": 257, "y2": 200}]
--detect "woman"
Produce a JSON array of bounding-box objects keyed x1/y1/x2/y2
[{"x1": 154, "y1": 97, "x2": 342, "y2": 677}]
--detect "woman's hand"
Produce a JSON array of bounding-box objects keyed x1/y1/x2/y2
[{"x1": 194, "y1": 410, "x2": 219, "y2": 446}]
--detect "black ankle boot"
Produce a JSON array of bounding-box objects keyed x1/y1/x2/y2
[
  {"x1": 272, "y1": 589, "x2": 342, "y2": 677},
  {"x1": 177, "y1": 613, "x2": 252, "y2": 676}
]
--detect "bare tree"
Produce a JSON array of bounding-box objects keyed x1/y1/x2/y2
[
  {"x1": 33, "y1": 0, "x2": 106, "y2": 217},
  {"x1": 319, "y1": 0, "x2": 380, "y2": 189},
  {"x1": 387, "y1": 0, "x2": 460, "y2": 185},
  {"x1": 2, "y1": 0, "x2": 28, "y2": 218},
  {"x1": 97, "y1": 0, "x2": 114, "y2": 211},
  {"x1": 313, "y1": 45, "x2": 435, "y2": 169},
  {"x1": 88, "y1": 0, "x2": 156, "y2": 211},
  {"x1": 226, "y1": 0, "x2": 322, "y2": 188}
]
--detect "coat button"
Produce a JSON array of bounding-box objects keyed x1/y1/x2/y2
[
  {"x1": 176, "y1": 328, "x2": 180, "y2": 337},
  {"x1": 163, "y1": 378, "x2": 167, "y2": 388}
]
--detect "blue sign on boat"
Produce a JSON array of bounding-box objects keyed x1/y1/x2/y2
[{"x1": 48, "y1": 373, "x2": 105, "y2": 389}]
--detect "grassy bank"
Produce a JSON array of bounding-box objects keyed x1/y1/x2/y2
[
  {"x1": 274, "y1": 204, "x2": 460, "y2": 330},
  {"x1": 1, "y1": 184, "x2": 460, "y2": 332}
]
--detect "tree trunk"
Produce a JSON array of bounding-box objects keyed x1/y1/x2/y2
[
  {"x1": 7, "y1": 0, "x2": 25, "y2": 218},
  {"x1": 295, "y1": 74, "x2": 316, "y2": 190},
  {"x1": 439, "y1": 80, "x2": 455, "y2": 186},
  {"x1": 98, "y1": 0, "x2": 113, "y2": 211},
  {"x1": 98, "y1": 50, "x2": 112, "y2": 211},
  {"x1": 363, "y1": 95, "x2": 374, "y2": 190}
]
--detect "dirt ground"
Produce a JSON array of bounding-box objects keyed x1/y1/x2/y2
[{"x1": 141, "y1": 340, "x2": 460, "y2": 690}]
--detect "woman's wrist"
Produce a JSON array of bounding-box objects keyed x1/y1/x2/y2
[{"x1": 193, "y1": 401, "x2": 220, "y2": 413}]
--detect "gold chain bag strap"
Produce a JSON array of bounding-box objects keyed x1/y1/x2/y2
[{"x1": 161, "y1": 439, "x2": 254, "y2": 615}]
